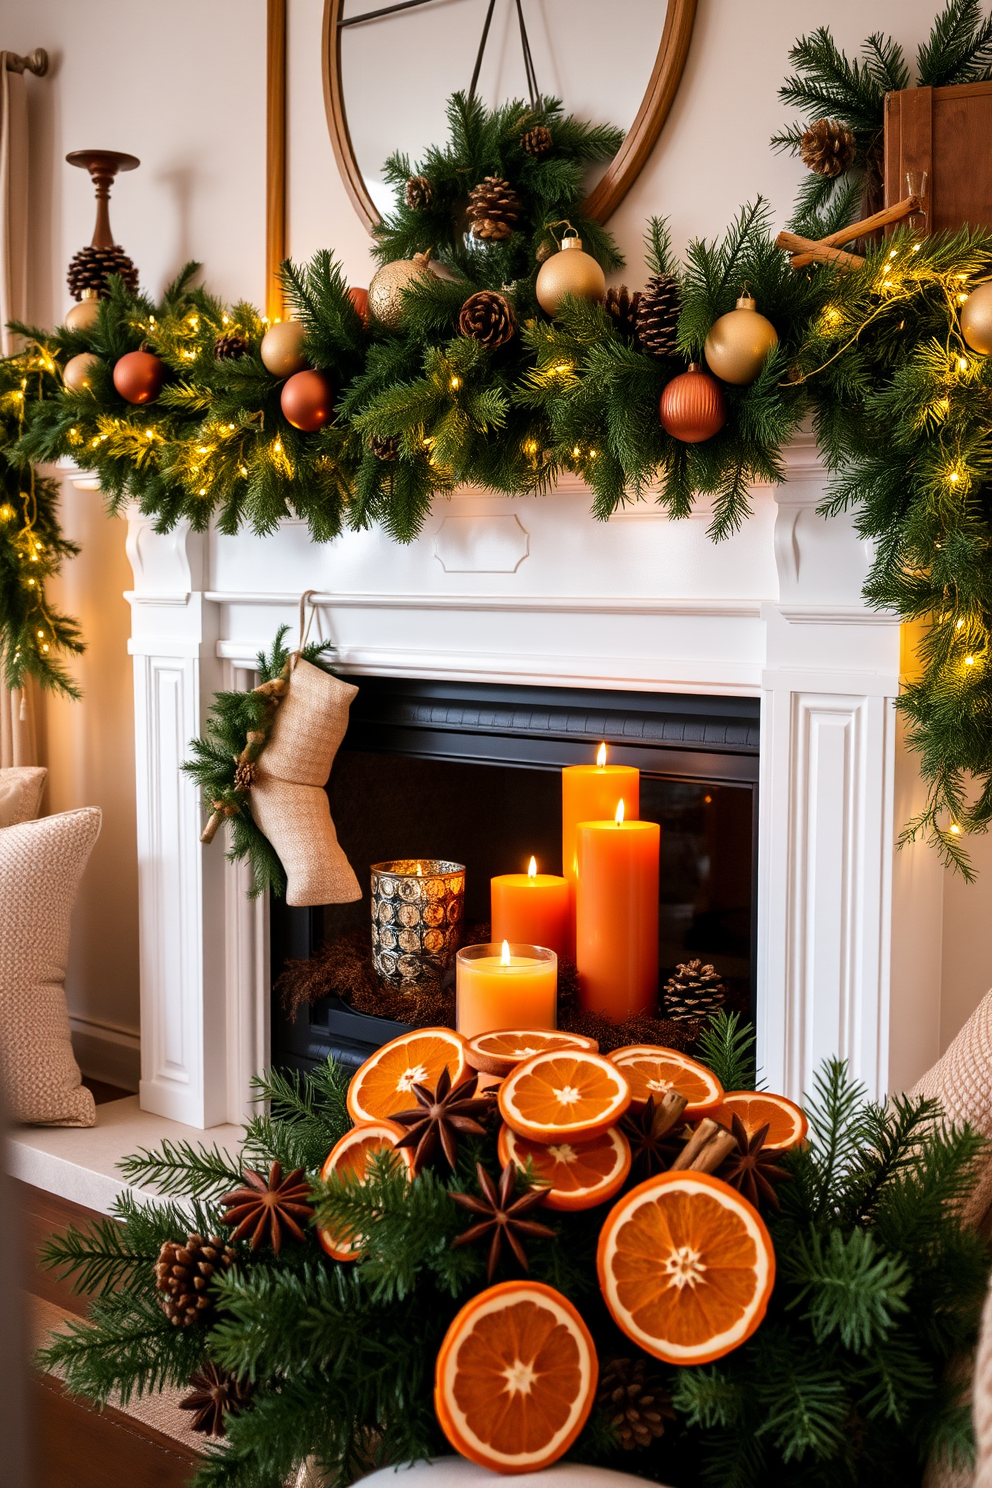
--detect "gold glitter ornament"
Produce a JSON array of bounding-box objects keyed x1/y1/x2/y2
[
  {"x1": 960, "y1": 281, "x2": 992, "y2": 355},
  {"x1": 535, "y1": 231, "x2": 606, "y2": 316},
  {"x1": 368, "y1": 251, "x2": 448, "y2": 331},
  {"x1": 703, "y1": 294, "x2": 779, "y2": 385}
]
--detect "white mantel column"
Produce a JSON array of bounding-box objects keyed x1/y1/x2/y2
[
  {"x1": 125, "y1": 511, "x2": 232, "y2": 1127},
  {"x1": 756, "y1": 477, "x2": 941, "y2": 1103}
]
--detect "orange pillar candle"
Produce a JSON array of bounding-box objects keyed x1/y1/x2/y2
[
  {"x1": 491, "y1": 857, "x2": 569, "y2": 959},
  {"x1": 575, "y1": 801, "x2": 659, "y2": 1019},
  {"x1": 456, "y1": 942, "x2": 557, "y2": 1040},
  {"x1": 562, "y1": 744, "x2": 639, "y2": 953}
]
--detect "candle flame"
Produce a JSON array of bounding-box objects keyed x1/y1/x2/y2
[
  {"x1": 615, "y1": 799, "x2": 625, "y2": 824},
  {"x1": 597, "y1": 742, "x2": 607, "y2": 767},
  {"x1": 501, "y1": 939, "x2": 511, "y2": 965},
  {"x1": 528, "y1": 856, "x2": 537, "y2": 878}
]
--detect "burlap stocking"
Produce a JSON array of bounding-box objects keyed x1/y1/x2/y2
[{"x1": 250, "y1": 656, "x2": 361, "y2": 907}]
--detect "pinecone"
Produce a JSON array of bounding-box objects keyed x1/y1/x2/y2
[
  {"x1": 799, "y1": 118, "x2": 857, "y2": 178},
  {"x1": 662, "y1": 959, "x2": 726, "y2": 1023},
  {"x1": 605, "y1": 286, "x2": 641, "y2": 339},
  {"x1": 521, "y1": 125, "x2": 552, "y2": 158},
  {"x1": 370, "y1": 434, "x2": 399, "y2": 461},
  {"x1": 458, "y1": 291, "x2": 516, "y2": 349},
  {"x1": 233, "y1": 757, "x2": 256, "y2": 793},
  {"x1": 214, "y1": 331, "x2": 249, "y2": 360},
  {"x1": 405, "y1": 174, "x2": 435, "y2": 212},
  {"x1": 154, "y1": 1234, "x2": 236, "y2": 1328},
  {"x1": 467, "y1": 176, "x2": 522, "y2": 242},
  {"x1": 635, "y1": 272, "x2": 681, "y2": 357},
  {"x1": 598, "y1": 1356, "x2": 675, "y2": 1450},
  {"x1": 66, "y1": 244, "x2": 139, "y2": 301}
]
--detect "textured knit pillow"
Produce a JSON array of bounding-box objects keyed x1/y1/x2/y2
[
  {"x1": 912, "y1": 987, "x2": 992, "y2": 1231},
  {"x1": 0, "y1": 806, "x2": 101, "y2": 1125},
  {"x1": 0, "y1": 765, "x2": 46, "y2": 827}
]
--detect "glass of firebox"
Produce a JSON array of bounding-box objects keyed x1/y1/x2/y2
[{"x1": 316, "y1": 753, "x2": 754, "y2": 1017}]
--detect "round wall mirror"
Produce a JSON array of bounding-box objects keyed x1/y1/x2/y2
[{"x1": 322, "y1": 0, "x2": 696, "y2": 231}]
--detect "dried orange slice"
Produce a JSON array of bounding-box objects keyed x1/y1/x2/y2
[
  {"x1": 346, "y1": 1027, "x2": 467, "y2": 1124},
  {"x1": 708, "y1": 1090, "x2": 807, "y2": 1152},
  {"x1": 498, "y1": 1050, "x2": 631, "y2": 1145},
  {"x1": 466, "y1": 1029, "x2": 599, "y2": 1079},
  {"x1": 598, "y1": 1170, "x2": 775, "y2": 1365},
  {"x1": 316, "y1": 1119, "x2": 414, "y2": 1262},
  {"x1": 434, "y1": 1279, "x2": 598, "y2": 1473},
  {"x1": 608, "y1": 1045, "x2": 723, "y2": 1117},
  {"x1": 498, "y1": 1123, "x2": 631, "y2": 1211}
]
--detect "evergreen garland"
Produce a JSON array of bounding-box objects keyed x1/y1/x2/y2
[
  {"x1": 181, "y1": 624, "x2": 338, "y2": 898},
  {"x1": 37, "y1": 1028, "x2": 990, "y2": 1488}
]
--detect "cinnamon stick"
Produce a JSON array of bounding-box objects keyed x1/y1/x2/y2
[
  {"x1": 652, "y1": 1089, "x2": 689, "y2": 1136},
  {"x1": 780, "y1": 197, "x2": 919, "y2": 270},
  {"x1": 669, "y1": 1119, "x2": 720, "y2": 1171},
  {"x1": 688, "y1": 1130, "x2": 739, "y2": 1175},
  {"x1": 776, "y1": 231, "x2": 864, "y2": 269}
]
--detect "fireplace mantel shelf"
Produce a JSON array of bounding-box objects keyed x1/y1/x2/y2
[{"x1": 91, "y1": 436, "x2": 940, "y2": 1130}]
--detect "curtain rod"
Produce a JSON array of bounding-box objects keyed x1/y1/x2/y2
[{"x1": 5, "y1": 49, "x2": 48, "y2": 76}]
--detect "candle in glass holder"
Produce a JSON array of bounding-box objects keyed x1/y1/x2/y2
[
  {"x1": 562, "y1": 743, "x2": 640, "y2": 953},
  {"x1": 491, "y1": 857, "x2": 569, "y2": 959},
  {"x1": 575, "y1": 800, "x2": 659, "y2": 1019},
  {"x1": 456, "y1": 941, "x2": 557, "y2": 1040}
]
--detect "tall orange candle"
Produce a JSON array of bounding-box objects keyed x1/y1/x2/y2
[
  {"x1": 576, "y1": 801, "x2": 659, "y2": 1019},
  {"x1": 456, "y1": 942, "x2": 557, "y2": 1040},
  {"x1": 491, "y1": 857, "x2": 569, "y2": 959},
  {"x1": 562, "y1": 744, "x2": 639, "y2": 953}
]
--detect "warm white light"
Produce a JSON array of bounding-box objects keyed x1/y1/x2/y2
[
  {"x1": 950, "y1": 823, "x2": 962, "y2": 834},
  {"x1": 965, "y1": 655, "x2": 976, "y2": 666},
  {"x1": 596, "y1": 742, "x2": 607, "y2": 768},
  {"x1": 528, "y1": 856, "x2": 537, "y2": 879},
  {"x1": 501, "y1": 940, "x2": 511, "y2": 965},
  {"x1": 615, "y1": 799, "x2": 625, "y2": 825},
  {"x1": 958, "y1": 358, "x2": 968, "y2": 373}
]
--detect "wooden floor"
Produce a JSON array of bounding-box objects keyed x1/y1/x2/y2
[{"x1": 21, "y1": 1077, "x2": 203, "y2": 1487}]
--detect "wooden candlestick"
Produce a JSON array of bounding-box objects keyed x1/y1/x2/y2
[{"x1": 66, "y1": 149, "x2": 140, "y2": 249}]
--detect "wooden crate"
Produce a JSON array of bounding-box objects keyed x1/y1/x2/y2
[{"x1": 885, "y1": 81, "x2": 992, "y2": 233}]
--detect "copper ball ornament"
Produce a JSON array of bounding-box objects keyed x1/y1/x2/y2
[
  {"x1": 280, "y1": 369, "x2": 335, "y2": 431},
  {"x1": 260, "y1": 320, "x2": 307, "y2": 377},
  {"x1": 960, "y1": 281, "x2": 992, "y2": 355},
  {"x1": 535, "y1": 233, "x2": 606, "y2": 316},
  {"x1": 63, "y1": 352, "x2": 101, "y2": 393},
  {"x1": 704, "y1": 294, "x2": 779, "y2": 385},
  {"x1": 348, "y1": 286, "x2": 370, "y2": 326},
  {"x1": 368, "y1": 251, "x2": 439, "y2": 331},
  {"x1": 113, "y1": 348, "x2": 164, "y2": 405},
  {"x1": 659, "y1": 363, "x2": 727, "y2": 443},
  {"x1": 65, "y1": 291, "x2": 100, "y2": 333}
]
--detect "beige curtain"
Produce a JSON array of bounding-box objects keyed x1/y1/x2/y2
[{"x1": 0, "y1": 54, "x2": 35, "y2": 768}]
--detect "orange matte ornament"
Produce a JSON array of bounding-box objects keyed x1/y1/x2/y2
[
  {"x1": 659, "y1": 362, "x2": 726, "y2": 443},
  {"x1": 280, "y1": 369, "x2": 335, "y2": 431},
  {"x1": 113, "y1": 348, "x2": 164, "y2": 405},
  {"x1": 348, "y1": 286, "x2": 370, "y2": 326}
]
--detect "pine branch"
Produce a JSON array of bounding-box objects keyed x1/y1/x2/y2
[
  {"x1": 695, "y1": 1011, "x2": 760, "y2": 1092},
  {"x1": 117, "y1": 1139, "x2": 243, "y2": 1201},
  {"x1": 785, "y1": 1228, "x2": 912, "y2": 1352}
]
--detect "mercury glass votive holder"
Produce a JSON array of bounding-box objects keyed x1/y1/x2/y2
[{"x1": 370, "y1": 859, "x2": 466, "y2": 989}]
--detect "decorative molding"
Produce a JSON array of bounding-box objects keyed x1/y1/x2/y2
[
  {"x1": 69, "y1": 1015, "x2": 140, "y2": 1092},
  {"x1": 203, "y1": 589, "x2": 764, "y2": 618},
  {"x1": 432, "y1": 512, "x2": 531, "y2": 574},
  {"x1": 777, "y1": 604, "x2": 901, "y2": 627}
]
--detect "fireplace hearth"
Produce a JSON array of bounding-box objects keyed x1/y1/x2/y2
[{"x1": 271, "y1": 678, "x2": 759, "y2": 1073}]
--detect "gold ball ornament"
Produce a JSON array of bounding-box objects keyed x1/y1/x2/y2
[
  {"x1": 63, "y1": 352, "x2": 101, "y2": 393},
  {"x1": 960, "y1": 281, "x2": 992, "y2": 355},
  {"x1": 65, "y1": 290, "x2": 100, "y2": 333},
  {"x1": 260, "y1": 320, "x2": 308, "y2": 377},
  {"x1": 704, "y1": 294, "x2": 779, "y2": 385},
  {"x1": 535, "y1": 233, "x2": 606, "y2": 316},
  {"x1": 368, "y1": 251, "x2": 448, "y2": 331}
]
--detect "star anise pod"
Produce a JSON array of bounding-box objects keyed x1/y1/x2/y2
[
  {"x1": 220, "y1": 1160, "x2": 313, "y2": 1253},
  {"x1": 716, "y1": 1115, "x2": 791, "y2": 1210},
  {"x1": 620, "y1": 1092, "x2": 688, "y2": 1180},
  {"x1": 179, "y1": 1360, "x2": 253, "y2": 1436},
  {"x1": 391, "y1": 1066, "x2": 491, "y2": 1171},
  {"x1": 450, "y1": 1161, "x2": 555, "y2": 1280}
]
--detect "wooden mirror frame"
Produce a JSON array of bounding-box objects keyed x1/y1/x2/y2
[{"x1": 321, "y1": 0, "x2": 697, "y2": 231}]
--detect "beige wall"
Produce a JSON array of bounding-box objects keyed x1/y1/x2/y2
[{"x1": 1, "y1": 0, "x2": 988, "y2": 1081}]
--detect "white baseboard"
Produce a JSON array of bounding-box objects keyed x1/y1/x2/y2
[{"x1": 69, "y1": 1015, "x2": 140, "y2": 1092}]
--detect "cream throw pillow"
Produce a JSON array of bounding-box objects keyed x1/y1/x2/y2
[
  {"x1": 913, "y1": 987, "x2": 992, "y2": 1231},
  {"x1": 0, "y1": 806, "x2": 101, "y2": 1126},
  {"x1": 0, "y1": 765, "x2": 47, "y2": 827}
]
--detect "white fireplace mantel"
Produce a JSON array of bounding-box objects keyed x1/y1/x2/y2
[{"x1": 121, "y1": 434, "x2": 943, "y2": 1129}]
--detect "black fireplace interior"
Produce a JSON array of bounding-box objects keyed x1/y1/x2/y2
[{"x1": 271, "y1": 677, "x2": 759, "y2": 1073}]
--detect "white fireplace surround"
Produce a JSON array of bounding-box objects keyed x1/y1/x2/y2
[{"x1": 117, "y1": 427, "x2": 944, "y2": 1130}]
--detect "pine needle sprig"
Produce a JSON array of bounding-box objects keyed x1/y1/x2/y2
[
  {"x1": 695, "y1": 1010, "x2": 760, "y2": 1092},
  {"x1": 117, "y1": 1139, "x2": 244, "y2": 1201},
  {"x1": 38, "y1": 1289, "x2": 209, "y2": 1407}
]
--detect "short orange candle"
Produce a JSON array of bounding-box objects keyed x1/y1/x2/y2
[
  {"x1": 456, "y1": 941, "x2": 557, "y2": 1040},
  {"x1": 491, "y1": 857, "x2": 569, "y2": 959},
  {"x1": 562, "y1": 744, "x2": 640, "y2": 953},
  {"x1": 575, "y1": 801, "x2": 659, "y2": 1019}
]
